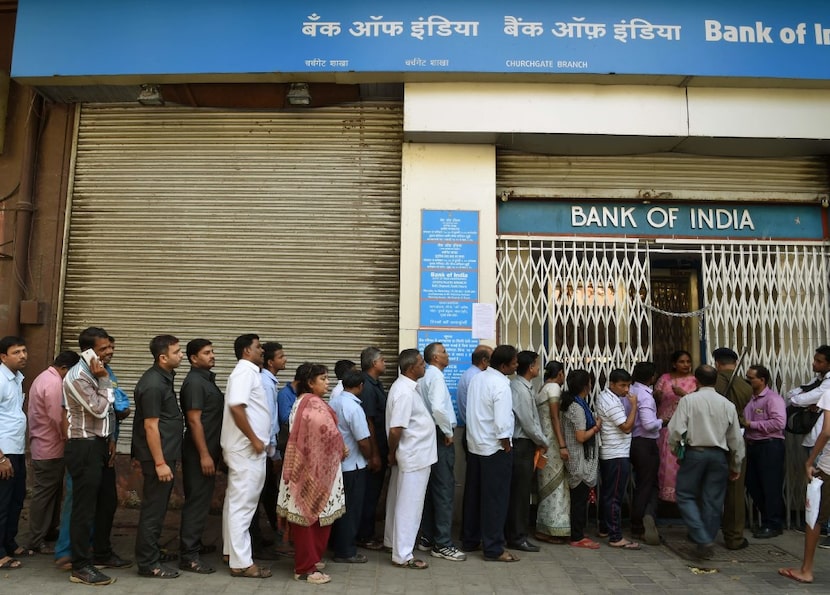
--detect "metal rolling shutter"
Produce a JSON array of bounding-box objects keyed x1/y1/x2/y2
[
  {"x1": 497, "y1": 151, "x2": 828, "y2": 202},
  {"x1": 60, "y1": 103, "x2": 403, "y2": 451}
]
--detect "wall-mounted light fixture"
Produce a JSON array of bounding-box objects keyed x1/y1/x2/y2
[
  {"x1": 286, "y1": 82, "x2": 312, "y2": 106},
  {"x1": 137, "y1": 84, "x2": 164, "y2": 106}
]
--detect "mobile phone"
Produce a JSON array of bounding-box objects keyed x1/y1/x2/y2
[{"x1": 81, "y1": 348, "x2": 98, "y2": 367}]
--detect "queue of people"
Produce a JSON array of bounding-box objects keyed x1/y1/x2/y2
[{"x1": 1, "y1": 332, "x2": 829, "y2": 585}]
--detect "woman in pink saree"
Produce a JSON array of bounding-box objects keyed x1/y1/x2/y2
[{"x1": 654, "y1": 350, "x2": 695, "y2": 502}]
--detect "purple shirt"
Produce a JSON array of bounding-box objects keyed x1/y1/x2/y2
[
  {"x1": 743, "y1": 386, "x2": 786, "y2": 441},
  {"x1": 631, "y1": 382, "x2": 661, "y2": 440}
]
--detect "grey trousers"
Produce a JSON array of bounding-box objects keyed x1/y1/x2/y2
[{"x1": 28, "y1": 458, "x2": 65, "y2": 548}]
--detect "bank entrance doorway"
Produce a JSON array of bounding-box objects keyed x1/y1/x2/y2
[{"x1": 649, "y1": 263, "x2": 701, "y2": 374}]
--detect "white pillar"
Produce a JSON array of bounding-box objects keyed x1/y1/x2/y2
[{"x1": 398, "y1": 142, "x2": 496, "y2": 350}]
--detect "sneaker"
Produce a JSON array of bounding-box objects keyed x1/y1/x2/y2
[
  {"x1": 416, "y1": 536, "x2": 432, "y2": 552},
  {"x1": 431, "y1": 545, "x2": 467, "y2": 561},
  {"x1": 70, "y1": 564, "x2": 116, "y2": 585},
  {"x1": 818, "y1": 536, "x2": 830, "y2": 549}
]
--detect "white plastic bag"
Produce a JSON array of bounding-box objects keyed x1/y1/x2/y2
[{"x1": 806, "y1": 476, "x2": 824, "y2": 530}]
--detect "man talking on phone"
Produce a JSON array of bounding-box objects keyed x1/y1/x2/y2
[{"x1": 63, "y1": 327, "x2": 130, "y2": 586}]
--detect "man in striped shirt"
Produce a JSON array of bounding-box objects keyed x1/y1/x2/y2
[{"x1": 63, "y1": 326, "x2": 130, "y2": 586}]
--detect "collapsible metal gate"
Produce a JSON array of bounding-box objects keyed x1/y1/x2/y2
[{"x1": 497, "y1": 236, "x2": 830, "y2": 520}]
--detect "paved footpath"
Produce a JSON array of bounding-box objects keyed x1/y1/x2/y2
[{"x1": 0, "y1": 508, "x2": 821, "y2": 594}]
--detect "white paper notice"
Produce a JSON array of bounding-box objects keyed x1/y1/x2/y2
[{"x1": 472, "y1": 303, "x2": 496, "y2": 340}]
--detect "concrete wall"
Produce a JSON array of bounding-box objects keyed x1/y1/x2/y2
[{"x1": 404, "y1": 82, "x2": 830, "y2": 140}]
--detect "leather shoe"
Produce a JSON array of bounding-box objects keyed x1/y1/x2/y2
[
  {"x1": 695, "y1": 543, "x2": 715, "y2": 560},
  {"x1": 93, "y1": 553, "x2": 133, "y2": 569},
  {"x1": 332, "y1": 553, "x2": 368, "y2": 563},
  {"x1": 508, "y1": 540, "x2": 540, "y2": 552},
  {"x1": 753, "y1": 527, "x2": 782, "y2": 539},
  {"x1": 725, "y1": 538, "x2": 749, "y2": 550}
]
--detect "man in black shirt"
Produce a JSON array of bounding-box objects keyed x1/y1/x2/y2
[
  {"x1": 178, "y1": 339, "x2": 224, "y2": 574},
  {"x1": 132, "y1": 335, "x2": 184, "y2": 578},
  {"x1": 356, "y1": 346, "x2": 387, "y2": 549}
]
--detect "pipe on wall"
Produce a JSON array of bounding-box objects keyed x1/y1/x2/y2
[{"x1": 5, "y1": 87, "x2": 43, "y2": 337}]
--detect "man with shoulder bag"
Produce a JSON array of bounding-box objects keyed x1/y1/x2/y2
[{"x1": 786, "y1": 345, "x2": 830, "y2": 543}]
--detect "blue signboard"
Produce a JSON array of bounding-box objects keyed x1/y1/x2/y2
[
  {"x1": 420, "y1": 210, "x2": 479, "y2": 328},
  {"x1": 12, "y1": 1, "x2": 830, "y2": 80},
  {"x1": 498, "y1": 200, "x2": 828, "y2": 240},
  {"x1": 417, "y1": 329, "x2": 480, "y2": 423}
]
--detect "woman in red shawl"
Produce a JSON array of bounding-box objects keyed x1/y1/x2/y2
[{"x1": 277, "y1": 363, "x2": 346, "y2": 585}]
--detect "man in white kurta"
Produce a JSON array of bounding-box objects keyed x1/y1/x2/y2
[
  {"x1": 383, "y1": 349, "x2": 436, "y2": 567},
  {"x1": 220, "y1": 335, "x2": 269, "y2": 571}
]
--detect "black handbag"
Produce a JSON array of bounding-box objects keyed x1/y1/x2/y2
[{"x1": 785, "y1": 405, "x2": 821, "y2": 434}]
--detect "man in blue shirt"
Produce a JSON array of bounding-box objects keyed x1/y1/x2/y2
[
  {"x1": 253, "y1": 342, "x2": 286, "y2": 552},
  {"x1": 277, "y1": 364, "x2": 307, "y2": 453},
  {"x1": 329, "y1": 370, "x2": 372, "y2": 563},
  {"x1": 0, "y1": 336, "x2": 28, "y2": 570}
]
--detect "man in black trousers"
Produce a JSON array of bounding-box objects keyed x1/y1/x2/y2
[
  {"x1": 178, "y1": 339, "x2": 224, "y2": 573},
  {"x1": 132, "y1": 335, "x2": 184, "y2": 578}
]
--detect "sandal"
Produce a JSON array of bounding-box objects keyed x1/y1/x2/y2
[
  {"x1": 570, "y1": 538, "x2": 601, "y2": 550},
  {"x1": 778, "y1": 567, "x2": 813, "y2": 584},
  {"x1": 0, "y1": 557, "x2": 22, "y2": 569},
  {"x1": 230, "y1": 564, "x2": 272, "y2": 578},
  {"x1": 483, "y1": 551, "x2": 520, "y2": 562},
  {"x1": 179, "y1": 558, "x2": 215, "y2": 574},
  {"x1": 12, "y1": 547, "x2": 35, "y2": 557},
  {"x1": 294, "y1": 571, "x2": 331, "y2": 584},
  {"x1": 609, "y1": 539, "x2": 641, "y2": 550},
  {"x1": 31, "y1": 543, "x2": 55, "y2": 555},
  {"x1": 393, "y1": 558, "x2": 429, "y2": 569},
  {"x1": 357, "y1": 539, "x2": 385, "y2": 551},
  {"x1": 137, "y1": 564, "x2": 181, "y2": 578},
  {"x1": 55, "y1": 555, "x2": 72, "y2": 571}
]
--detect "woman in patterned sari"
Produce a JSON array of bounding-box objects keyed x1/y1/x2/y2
[
  {"x1": 534, "y1": 361, "x2": 571, "y2": 543},
  {"x1": 277, "y1": 363, "x2": 346, "y2": 585}
]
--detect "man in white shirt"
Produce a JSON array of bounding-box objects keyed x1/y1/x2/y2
[
  {"x1": 506, "y1": 351, "x2": 548, "y2": 552},
  {"x1": 416, "y1": 342, "x2": 465, "y2": 561},
  {"x1": 462, "y1": 345, "x2": 519, "y2": 562},
  {"x1": 383, "y1": 349, "x2": 435, "y2": 569},
  {"x1": 779, "y1": 367, "x2": 830, "y2": 585},
  {"x1": 220, "y1": 334, "x2": 272, "y2": 577},
  {"x1": 595, "y1": 368, "x2": 638, "y2": 549},
  {"x1": 786, "y1": 345, "x2": 830, "y2": 544}
]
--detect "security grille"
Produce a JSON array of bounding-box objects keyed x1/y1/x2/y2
[
  {"x1": 702, "y1": 241, "x2": 830, "y2": 521},
  {"x1": 497, "y1": 238, "x2": 651, "y2": 391},
  {"x1": 497, "y1": 236, "x2": 830, "y2": 521}
]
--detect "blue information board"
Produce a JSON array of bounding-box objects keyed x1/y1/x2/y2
[{"x1": 420, "y1": 210, "x2": 479, "y2": 328}]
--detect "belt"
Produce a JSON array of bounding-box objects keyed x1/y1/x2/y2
[
  {"x1": 746, "y1": 438, "x2": 781, "y2": 445},
  {"x1": 68, "y1": 435, "x2": 107, "y2": 441},
  {"x1": 688, "y1": 446, "x2": 724, "y2": 452}
]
